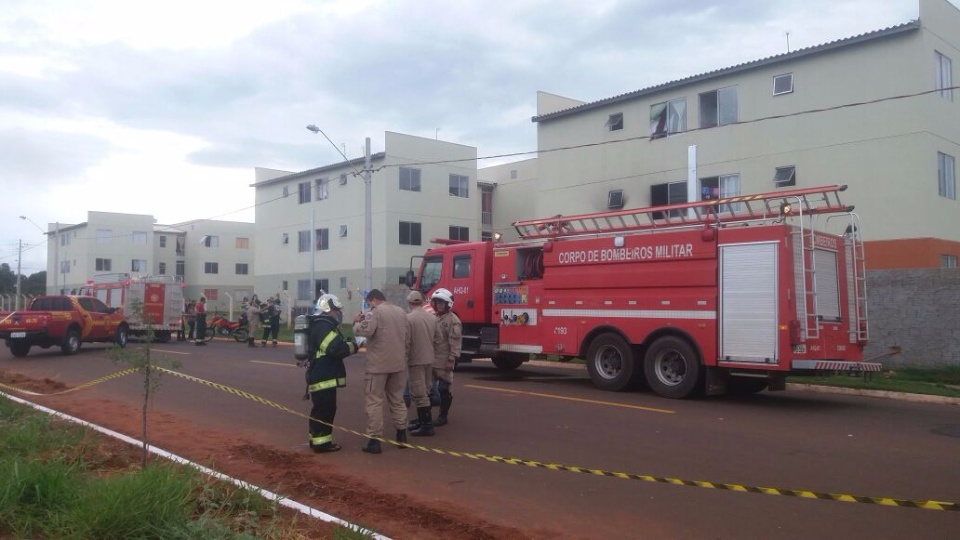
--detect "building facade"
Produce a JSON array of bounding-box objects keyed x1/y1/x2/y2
[
  {"x1": 527, "y1": 0, "x2": 959, "y2": 269},
  {"x1": 252, "y1": 131, "x2": 478, "y2": 313}
]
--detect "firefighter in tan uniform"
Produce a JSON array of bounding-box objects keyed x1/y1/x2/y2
[
  {"x1": 353, "y1": 289, "x2": 411, "y2": 454},
  {"x1": 428, "y1": 288, "x2": 461, "y2": 427},
  {"x1": 406, "y1": 291, "x2": 439, "y2": 437}
]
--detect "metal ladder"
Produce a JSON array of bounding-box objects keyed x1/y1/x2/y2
[{"x1": 513, "y1": 184, "x2": 855, "y2": 240}]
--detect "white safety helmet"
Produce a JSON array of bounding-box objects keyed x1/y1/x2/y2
[
  {"x1": 430, "y1": 288, "x2": 454, "y2": 310},
  {"x1": 315, "y1": 293, "x2": 343, "y2": 314}
]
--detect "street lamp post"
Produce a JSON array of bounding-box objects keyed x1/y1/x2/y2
[{"x1": 306, "y1": 125, "x2": 373, "y2": 306}]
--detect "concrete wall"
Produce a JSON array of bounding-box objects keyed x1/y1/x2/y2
[{"x1": 865, "y1": 268, "x2": 960, "y2": 366}]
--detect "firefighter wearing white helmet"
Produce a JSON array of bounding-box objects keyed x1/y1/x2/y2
[
  {"x1": 421, "y1": 288, "x2": 461, "y2": 430},
  {"x1": 303, "y1": 293, "x2": 357, "y2": 453}
]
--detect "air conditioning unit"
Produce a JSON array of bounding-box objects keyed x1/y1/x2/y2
[{"x1": 607, "y1": 189, "x2": 625, "y2": 209}]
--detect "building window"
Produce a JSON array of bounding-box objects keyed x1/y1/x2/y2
[
  {"x1": 236, "y1": 263, "x2": 249, "y2": 275},
  {"x1": 936, "y1": 51, "x2": 953, "y2": 101},
  {"x1": 510, "y1": 169, "x2": 518, "y2": 179},
  {"x1": 773, "y1": 73, "x2": 794, "y2": 96},
  {"x1": 298, "y1": 230, "x2": 310, "y2": 252},
  {"x1": 60, "y1": 234, "x2": 70, "y2": 247},
  {"x1": 606, "y1": 112, "x2": 623, "y2": 131},
  {"x1": 60, "y1": 260, "x2": 70, "y2": 273},
  {"x1": 203, "y1": 235, "x2": 219, "y2": 247},
  {"x1": 282, "y1": 280, "x2": 288, "y2": 291},
  {"x1": 236, "y1": 237, "x2": 250, "y2": 249},
  {"x1": 176, "y1": 260, "x2": 185, "y2": 277},
  {"x1": 132, "y1": 231, "x2": 148, "y2": 244},
  {"x1": 942, "y1": 255, "x2": 958, "y2": 268},
  {"x1": 339, "y1": 276, "x2": 347, "y2": 289},
  {"x1": 297, "y1": 279, "x2": 329, "y2": 301},
  {"x1": 939, "y1": 152, "x2": 956, "y2": 200},
  {"x1": 159, "y1": 235, "x2": 167, "y2": 248},
  {"x1": 650, "y1": 98, "x2": 686, "y2": 138},
  {"x1": 699, "y1": 86, "x2": 738, "y2": 128},
  {"x1": 158, "y1": 262, "x2": 166, "y2": 274},
  {"x1": 650, "y1": 181, "x2": 688, "y2": 219},
  {"x1": 131, "y1": 259, "x2": 147, "y2": 273},
  {"x1": 400, "y1": 167, "x2": 421, "y2": 192},
  {"x1": 339, "y1": 225, "x2": 348, "y2": 237},
  {"x1": 399, "y1": 221, "x2": 422, "y2": 246},
  {"x1": 608, "y1": 189, "x2": 625, "y2": 209},
  {"x1": 339, "y1": 173, "x2": 348, "y2": 185},
  {"x1": 282, "y1": 233, "x2": 289, "y2": 245},
  {"x1": 773, "y1": 166, "x2": 797, "y2": 188},
  {"x1": 481, "y1": 231, "x2": 493, "y2": 241},
  {"x1": 449, "y1": 174, "x2": 469, "y2": 198},
  {"x1": 298, "y1": 181, "x2": 311, "y2": 204},
  {"x1": 97, "y1": 229, "x2": 112, "y2": 243},
  {"x1": 283, "y1": 186, "x2": 289, "y2": 197},
  {"x1": 315, "y1": 228, "x2": 329, "y2": 251},
  {"x1": 449, "y1": 226, "x2": 469, "y2": 241},
  {"x1": 204, "y1": 262, "x2": 219, "y2": 274},
  {"x1": 95, "y1": 258, "x2": 111, "y2": 271},
  {"x1": 203, "y1": 289, "x2": 219, "y2": 301},
  {"x1": 701, "y1": 174, "x2": 741, "y2": 212},
  {"x1": 315, "y1": 178, "x2": 329, "y2": 200}
]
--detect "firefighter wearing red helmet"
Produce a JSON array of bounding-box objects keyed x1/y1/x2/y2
[{"x1": 420, "y1": 287, "x2": 461, "y2": 429}]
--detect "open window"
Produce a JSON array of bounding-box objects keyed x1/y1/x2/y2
[
  {"x1": 606, "y1": 113, "x2": 623, "y2": 131},
  {"x1": 773, "y1": 166, "x2": 796, "y2": 188},
  {"x1": 607, "y1": 189, "x2": 625, "y2": 209}
]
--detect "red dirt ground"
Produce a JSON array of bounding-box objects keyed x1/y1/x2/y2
[{"x1": 1, "y1": 370, "x2": 556, "y2": 539}]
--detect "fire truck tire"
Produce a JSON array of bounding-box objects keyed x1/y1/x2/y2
[
  {"x1": 114, "y1": 325, "x2": 129, "y2": 348},
  {"x1": 61, "y1": 329, "x2": 81, "y2": 355},
  {"x1": 585, "y1": 333, "x2": 639, "y2": 392},
  {"x1": 154, "y1": 331, "x2": 171, "y2": 343},
  {"x1": 233, "y1": 328, "x2": 249, "y2": 342},
  {"x1": 491, "y1": 353, "x2": 525, "y2": 371},
  {"x1": 644, "y1": 336, "x2": 702, "y2": 399},
  {"x1": 9, "y1": 342, "x2": 31, "y2": 357}
]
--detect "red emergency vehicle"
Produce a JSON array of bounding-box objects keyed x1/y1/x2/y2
[
  {"x1": 79, "y1": 273, "x2": 185, "y2": 342},
  {"x1": 407, "y1": 184, "x2": 879, "y2": 398}
]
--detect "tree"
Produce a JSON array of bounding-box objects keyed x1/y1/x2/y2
[
  {"x1": 0, "y1": 263, "x2": 15, "y2": 295},
  {"x1": 23, "y1": 271, "x2": 46, "y2": 296}
]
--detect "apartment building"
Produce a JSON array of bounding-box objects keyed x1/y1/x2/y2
[
  {"x1": 252, "y1": 131, "x2": 478, "y2": 313},
  {"x1": 525, "y1": 0, "x2": 959, "y2": 269},
  {"x1": 40, "y1": 211, "x2": 255, "y2": 312}
]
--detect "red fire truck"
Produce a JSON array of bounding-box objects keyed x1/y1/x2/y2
[
  {"x1": 406, "y1": 185, "x2": 879, "y2": 398},
  {"x1": 79, "y1": 274, "x2": 185, "y2": 342}
]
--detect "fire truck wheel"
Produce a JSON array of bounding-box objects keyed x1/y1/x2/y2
[
  {"x1": 114, "y1": 326, "x2": 129, "y2": 348},
  {"x1": 9, "y1": 342, "x2": 31, "y2": 357},
  {"x1": 61, "y1": 329, "x2": 81, "y2": 356},
  {"x1": 585, "y1": 333, "x2": 639, "y2": 392},
  {"x1": 491, "y1": 353, "x2": 525, "y2": 371},
  {"x1": 643, "y1": 336, "x2": 702, "y2": 399},
  {"x1": 153, "y1": 331, "x2": 171, "y2": 343}
]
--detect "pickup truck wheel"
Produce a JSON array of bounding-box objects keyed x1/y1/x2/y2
[
  {"x1": 585, "y1": 333, "x2": 639, "y2": 392},
  {"x1": 115, "y1": 326, "x2": 129, "y2": 348},
  {"x1": 61, "y1": 329, "x2": 81, "y2": 355},
  {"x1": 9, "y1": 342, "x2": 31, "y2": 357},
  {"x1": 643, "y1": 336, "x2": 702, "y2": 399}
]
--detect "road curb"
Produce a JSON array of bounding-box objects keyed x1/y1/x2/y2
[{"x1": 473, "y1": 358, "x2": 960, "y2": 405}]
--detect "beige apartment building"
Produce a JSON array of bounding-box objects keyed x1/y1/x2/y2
[
  {"x1": 522, "y1": 0, "x2": 958, "y2": 269},
  {"x1": 252, "y1": 131, "x2": 478, "y2": 313}
]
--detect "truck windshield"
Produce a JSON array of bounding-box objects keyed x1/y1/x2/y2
[{"x1": 419, "y1": 256, "x2": 443, "y2": 292}]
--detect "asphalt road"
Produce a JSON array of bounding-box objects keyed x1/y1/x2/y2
[{"x1": 2, "y1": 339, "x2": 959, "y2": 539}]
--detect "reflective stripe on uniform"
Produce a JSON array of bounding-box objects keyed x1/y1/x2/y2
[
  {"x1": 308, "y1": 378, "x2": 339, "y2": 392},
  {"x1": 315, "y1": 330, "x2": 338, "y2": 359},
  {"x1": 310, "y1": 433, "x2": 334, "y2": 445}
]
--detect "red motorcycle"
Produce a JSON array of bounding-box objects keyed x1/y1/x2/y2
[{"x1": 208, "y1": 313, "x2": 249, "y2": 342}]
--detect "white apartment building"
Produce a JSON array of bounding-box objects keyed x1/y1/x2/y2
[
  {"x1": 41, "y1": 211, "x2": 255, "y2": 312},
  {"x1": 526, "y1": 0, "x2": 959, "y2": 270},
  {"x1": 252, "y1": 131, "x2": 478, "y2": 313}
]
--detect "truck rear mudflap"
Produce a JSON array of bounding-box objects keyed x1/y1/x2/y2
[{"x1": 791, "y1": 359, "x2": 882, "y2": 372}]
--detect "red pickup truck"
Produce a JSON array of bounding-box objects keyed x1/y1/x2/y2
[{"x1": 0, "y1": 296, "x2": 129, "y2": 358}]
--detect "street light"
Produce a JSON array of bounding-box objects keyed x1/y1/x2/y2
[
  {"x1": 305, "y1": 125, "x2": 373, "y2": 307},
  {"x1": 20, "y1": 215, "x2": 58, "y2": 295}
]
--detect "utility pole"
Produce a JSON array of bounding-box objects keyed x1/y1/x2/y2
[
  {"x1": 310, "y1": 208, "x2": 316, "y2": 301},
  {"x1": 364, "y1": 137, "x2": 372, "y2": 302},
  {"x1": 15, "y1": 240, "x2": 22, "y2": 310},
  {"x1": 53, "y1": 221, "x2": 60, "y2": 294}
]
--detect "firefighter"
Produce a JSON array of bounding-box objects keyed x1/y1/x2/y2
[
  {"x1": 303, "y1": 294, "x2": 357, "y2": 453},
  {"x1": 194, "y1": 296, "x2": 207, "y2": 346},
  {"x1": 406, "y1": 291, "x2": 439, "y2": 437},
  {"x1": 245, "y1": 300, "x2": 261, "y2": 348},
  {"x1": 429, "y1": 288, "x2": 461, "y2": 427},
  {"x1": 261, "y1": 297, "x2": 281, "y2": 347},
  {"x1": 353, "y1": 289, "x2": 410, "y2": 454}
]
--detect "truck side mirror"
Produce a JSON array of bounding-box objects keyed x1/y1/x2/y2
[{"x1": 404, "y1": 270, "x2": 415, "y2": 288}]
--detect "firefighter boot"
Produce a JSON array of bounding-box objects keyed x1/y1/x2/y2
[
  {"x1": 410, "y1": 407, "x2": 434, "y2": 436},
  {"x1": 361, "y1": 438, "x2": 382, "y2": 454},
  {"x1": 272, "y1": 340, "x2": 278, "y2": 348},
  {"x1": 434, "y1": 394, "x2": 453, "y2": 427},
  {"x1": 261, "y1": 340, "x2": 267, "y2": 347},
  {"x1": 395, "y1": 429, "x2": 408, "y2": 449},
  {"x1": 247, "y1": 337, "x2": 256, "y2": 348}
]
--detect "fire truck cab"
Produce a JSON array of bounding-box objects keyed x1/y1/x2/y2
[{"x1": 408, "y1": 185, "x2": 879, "y2": 399}]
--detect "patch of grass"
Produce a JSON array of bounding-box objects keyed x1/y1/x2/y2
[{"x1": 789, "y1": 365, "x2": 960, "y2": 398}]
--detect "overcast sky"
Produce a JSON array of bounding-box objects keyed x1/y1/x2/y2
[{"x1": 0, "y1": 0, "x2": 933, "y2": 274}]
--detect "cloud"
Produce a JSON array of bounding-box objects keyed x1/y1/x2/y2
[{"x1": 0, "y1": 127, "x2": 114, "y2": 185}]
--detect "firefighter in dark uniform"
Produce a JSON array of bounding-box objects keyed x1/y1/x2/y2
[{"x1": 303, "y1": 293, "x2": 357, "y2": 453}]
